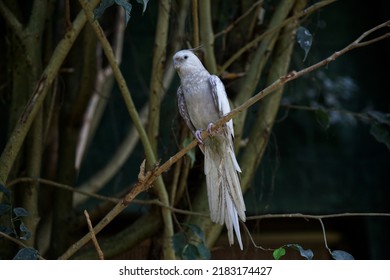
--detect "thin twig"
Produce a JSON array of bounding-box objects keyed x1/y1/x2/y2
[
  {"x1": 241, "y1": 221, "x2": 273, "y2": 251},
  {"x1": 318, "y1": 218, "x2": 332, "y2": 255},
  {"x1": 219, "y1": 0, "x2": 337, "y2": 73},
  {"x1": 6, "y1": 177, "x2": 208, "y2": 217},
  {"x1": 0, "y1": 1, "x2": 25, "y2": 41},
  {"x1": 210, "y1": 20, "x2": 390, "y2": 138},
  {"x1": 0, "y1": 231, "x2": 45, "y2": 260},
  {"x1": 214, "y1": 0, "x2": 263, "y2": 38},
  {"x1": 281, "y1": 104, "x2": 372, "y2": 120},
  {"x1": 7, "y1": 177, "x2": 119, "y2": 203},
  {"x1": 244, "y1": 212, "x2": 390, "y2": 254},
  {"x1": 246, "y1": 212, "x2": 390, "y2": 220},
  {"x1": 84, "y1": 210, "x2": 104, "y2": 260}
]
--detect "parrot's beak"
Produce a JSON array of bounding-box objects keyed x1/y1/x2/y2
[{"x1": 173, "y1": 56, "x2": 180, "y2": 70}]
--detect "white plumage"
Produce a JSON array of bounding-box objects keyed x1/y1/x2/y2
[{"x1": 173, "y1": 50, "x2": 246, "y2": 249}]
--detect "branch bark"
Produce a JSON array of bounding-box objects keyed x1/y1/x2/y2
[
  {"x1": 147, "y1": 0, "x2": 171, "y2": 153},
  {"x1": 0, "y1": 0, "x2": 101, "y2": 186},
  {"x1": 78, "y1": 0, "x2": 175, "y2": 259},
  {"x1": 198, "y1": 0, "x2": 217, "y2": 73}
]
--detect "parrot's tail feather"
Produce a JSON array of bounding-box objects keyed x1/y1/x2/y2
[{"x1": 204, "y1": 133, "x2": 246, "y2": 250}]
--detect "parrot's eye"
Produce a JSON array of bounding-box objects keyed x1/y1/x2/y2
[{"x1": 184, "y1": 55, "x2": 188, "y2": 60}]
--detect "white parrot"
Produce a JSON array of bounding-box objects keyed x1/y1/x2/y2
[{"x1": 173, "y1": 50, "x2": 246, "y2": 249}]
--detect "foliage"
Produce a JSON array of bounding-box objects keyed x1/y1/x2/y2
[
  {"x1": 296, "y1": 26, "x2": 313, "y2": 61},
  {"x1": 0, "y1": 185, "x2": 39, "y2": 259},
  {"x1": 331, "y1": 250, "x2": 354, "y2": 260},
  {"x1": 13, "y1": 248, "x2": 39, "y2": 260},
  {"x1": 172, "y1": 224, "x2": 210, "y2": 260},
  {"x1": 272, "y1": 243, "x2": 354, "y2": 260},
  {"x1": 273, "y1": 244, "x2": 313, "y2": 260},
  {"x1": 94, "y1": 0, "x2": 149, "y2": 25}
]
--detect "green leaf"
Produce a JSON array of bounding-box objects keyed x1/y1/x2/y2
[
  {"x1": 136, "y1": 0, "x2": 149, "y2": 14},
  {"x1": 273, "y1": 247, "x2": 286, "y2": 260},
  {"x1": 19, "y1": 222, "x2": 32, "y2": 240},
  {"x1": 287, "y1": 244, "x2": 313, "y2": 260},
  {"x1": 370, "y1": 123, "x2": 390, "y2": 151},
  {"x1": 181, "y1": 244, "x2": 199, "y2": 260},
  {"x1": 172, "y1": 225, "x2": 210, "y2": 260},
  {"x1": 296, "y1": 26, "x2": 313, "y2": 62},
  {"x1": 0, "y1": 225, "x2": 14, "y2": 235},
  {"x1": 94, "y1": 0, "x2": 133, "y2": 26},
  {"x1": 196, "y1": 243, "x2": 211, "y2": 260},
  {"x1": 183, "y1": 138, "x2": 196, "y2": 167},
  {"x1": 0, "y1": 203, "x2": 11, "y2": 216},
  {"x1": 172, "y1": 232, "x2": 187, "y2": 257},
  {"x1": 0, "y1": 184, "x2": 11, "y2": 199},
  {"x1": 13, "y1": 247, "x2": 39, "y2": 260},
  {"x1": 315, "y1": 109, "x2": 330, "y2": 130},
  {"x1": 183, "y1": 223, "x2": 205, "y2": 242},
  {"x1": 94, "y1": 0, "x2": 115, "y2": 19},
  {"x1": 13, "y1": 207, "x2": 29, "y2": 217},
  {"x1": 331, "y1": 250, "x2": 354, "y2": 260},
  {"x1": 115, "y1": 0, "x2": 133, "y2": 25}
]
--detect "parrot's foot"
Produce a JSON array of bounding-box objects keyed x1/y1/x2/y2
[
  {"x1": 195, "y1": 130, "x2": 204, "y2": 144},
  {"x1": 207, "y1": 122, "x2": 222, "y2": 136},
  {"x1": 195, "y1": 123, "x2": 220, "y2": 144},
  {"x1": 206, "y1": 123, "x2": 215, "y2": 135}
]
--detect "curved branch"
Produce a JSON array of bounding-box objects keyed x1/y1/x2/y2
[
  {"x1": 214, "y1": 0, "x2": 263, "y2": 39},
  {"x1": 0, "y1": 1, "x2": 24, "y2": 40},
  {"x1": 0, "y1": 232, "x2": 45, "y2": 260},
  {"x1": 0, "y1": 0, "x2": 101, "y2": 186},
  {"x1": 219, "y1": 0, "x2": 337, "y2": 73},
  {"x1": 78, "y1": 0, "x2": 175, "y2": 259}
]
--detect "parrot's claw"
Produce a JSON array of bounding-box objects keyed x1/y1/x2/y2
[
  {"x1": 195, "y1": 123, "x2": 218, "y2": 144},
  {"x1": 195, "y1": 130, "x2": 204, "y2": 144},
  {"x1": 207, "y1": 122, "x2": 215, "y2": 135}
]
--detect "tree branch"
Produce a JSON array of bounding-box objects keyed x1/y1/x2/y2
[
  {"x1": 0, "y1": 0, "x2": 101, "y2": 186},
  {"x1": 27, "y1": 0, "x2": 47, "y2": 35},
  {"x1": 247, "y1": 212, "x2": 390, "y2": 220},
  {"x1": 0, "y1": 231, "x2": 45, "y2": 260},
  {"x1": 198, "y1": 0, "x2": 217, "y2": 73},
  {"x1": 78, "y1": 0, "x2": 175, "y2": 260},
  {"x1": 84, "y1": 210, "x2": 104, "y2": 260},
  {"x1": 219, "y1": 0, "x2": 337, "y2": 73},
  {"x1": 232, "y1": 0, "x2": 296, "y2": 151},
  {"x1": 211, "y1": 20, "x2": 390, "y2": 139},
  {"x1": 147, "y1": 0, "x2": 171, "y2": 153},
  {"x1": 0, "y1": 1, "x2": 24, "y2": 41},
  {"x1": 214, "y1": 0, "x2": 263, "y2": 39},
  {"x1": 191, "y1": 0, "x2": 199, "y2": 47}
]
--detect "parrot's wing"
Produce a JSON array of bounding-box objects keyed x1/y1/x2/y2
[
  {"x1": 209, "y1": 75, "x2": 234, "y2": 137},
  {"x1": 177, "y1": 86, "x2": 197, "y2": 135}
]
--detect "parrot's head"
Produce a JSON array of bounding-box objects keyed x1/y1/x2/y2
[{"x1": 173, "y1": 50, "x2": 206, "y2": 78}]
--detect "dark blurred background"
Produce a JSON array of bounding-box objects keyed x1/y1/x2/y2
[{"x1": 1, "y1": 0, "x2": 389, "y2": 259}]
